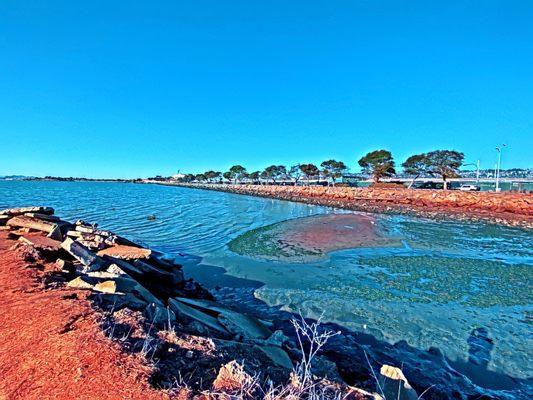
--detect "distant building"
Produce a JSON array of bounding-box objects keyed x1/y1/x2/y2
[{"x1": 170, "y1": 173, "x2": 185, "y2": 181}]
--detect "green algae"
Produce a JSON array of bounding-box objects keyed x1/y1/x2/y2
[{"x1": 311, "y1": 255, "x2": 532, "y2": 308}]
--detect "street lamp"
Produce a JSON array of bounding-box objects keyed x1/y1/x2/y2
[{"x1": 495, "y1": 144, "x2": 507, "y2": 192}]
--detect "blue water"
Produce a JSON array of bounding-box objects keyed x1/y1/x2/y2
[{"x1": 1, "y1": 180, "x2": 532, "y2": 391}]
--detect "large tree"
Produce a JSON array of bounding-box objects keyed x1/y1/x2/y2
[
  {"x1": 299, "y1": 164, "x2": 319, "y2": 184},
  {"x1": 402, "y1": 154, "x2": 431, "y2": 188},
  {"x1": 320, "y1": 160, "x2": 347, "y2": 186},
  {"x1": 425, "y1": 150, "x2": 464, "y2": 190},
  {"x1": 248, "y1": 171, "x2": 260, "y2": 183},
  {"x1": 358, "y1": 150, "x2": 396, "y2": 182},
  {"x1": 228, "y1": 165, "x2": 247, "y2": 183},
  {"x1": 222, "y1": 171, "x2": 232, "y2": 182},
  {"x1": 194, "y1": 173, "x2": 207, "y2": 182},
  {"x1": 263, "y1": 165, "x2": 287, "y2": 184},
  {"x1": 204, "y1": 170, "x2": 221, "y2": 183},
  {"x1": 288, "y1": 164, "x2": 303, "y2": 185}
]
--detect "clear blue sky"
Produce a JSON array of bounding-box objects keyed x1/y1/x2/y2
[{"x1": 1, "y1": 1, "x2": 532, "y2": 178}]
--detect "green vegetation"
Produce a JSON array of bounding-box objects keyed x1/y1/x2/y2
[
  {"x1": 299, "y1": 164, "x2": 320, "y2": 184},
  {"x1": 176, "y1": 148, "x2": 467, "y2": 188},
  {"x1": 358, "y1": 150, "x2": 396, "y2": 182},
  {"x1": 320, "y1": 160, "x2": 347, "y2": 185}
]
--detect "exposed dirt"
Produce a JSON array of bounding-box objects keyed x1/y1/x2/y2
[{"x1": 0, "y1": 231, "x2": 166, "y2": 400}]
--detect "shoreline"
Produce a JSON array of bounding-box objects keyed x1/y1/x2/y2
[
  {"x1": 1, "y1": 207, "x2": 529, "y2": 398},
  {"x1": 162, "y1": 183, "x2": 533, "y2": 229},
  {"x1": 0, "y1": 206, "x2": 376, "y2": 399}
]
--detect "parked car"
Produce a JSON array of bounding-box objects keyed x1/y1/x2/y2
[
  {"x1": 459, "y1": 184, "x2": 481, "y2": 192},
  {"x1": 412, "y1": 181, "x2": 444, "y2": 190}
]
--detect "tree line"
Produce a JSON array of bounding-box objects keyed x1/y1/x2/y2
[{"x1": 180, "y1": 149, "x2": 465, "y2": 190}]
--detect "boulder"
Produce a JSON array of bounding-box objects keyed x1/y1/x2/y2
[{"x1": 0, "y1": 215, "x2": 9, "y2": 226}]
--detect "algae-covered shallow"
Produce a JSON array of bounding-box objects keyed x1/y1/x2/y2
[
  {"x1": 228, "y1": 213, "x2": 401, "y2": 262},
  {"x1": 1, "y1": 181, "x2": 532, "y2": 395}
]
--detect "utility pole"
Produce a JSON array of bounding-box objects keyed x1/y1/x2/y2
[
  {"x1": 476, "y1": 160, "x2": 480, "y2": 183},
  {"x1": 495, "y1": 145, "x2": 506, "y2": 192}
]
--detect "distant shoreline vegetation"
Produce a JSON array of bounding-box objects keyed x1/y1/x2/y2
[{"x1": 168, "y1": 149, "x2": 532, "y2": 190}]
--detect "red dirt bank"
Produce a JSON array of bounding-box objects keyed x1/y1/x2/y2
[{"x1": 0, "y1": 232, "x2": 165, "y2": 400}]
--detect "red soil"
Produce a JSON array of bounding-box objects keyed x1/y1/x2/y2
[{"x1": 0, "y1": 232, "x2": 165, "y2": 400}]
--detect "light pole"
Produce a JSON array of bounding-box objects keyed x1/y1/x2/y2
[{"x1": 495, "y1": 144, "x2": 506, "y2": 192}]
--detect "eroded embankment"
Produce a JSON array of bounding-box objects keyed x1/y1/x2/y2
[{"x1": 174, "y1": 184, "x2": 533, "y2": 229}]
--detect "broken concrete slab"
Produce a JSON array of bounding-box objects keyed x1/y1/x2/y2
[
  {"x1": 97, "y1": 245, "x2": 151, "y2": 260},
  {"x1": 172, "y1": 297, "x2": 271, "y2": 340},
  {"x1": 132, "y1": 259, "x2": 178, "y2": 282},
  {"x1": 47, "y1": 224, "x2": 63, "y2": 241},
  {"x1": 75, "y1": 225, "x2": 113, "y2": 237},
  {"x1": 168, "y1": 298, "x2": 229, "y2": 335},
  {"x1": 254, "y1": 345, "x2": 293, "y2": 370},
  {"x1": 218, "y1": 312, "x2": 271, "y2": 340},
  {"x1": 87, "y1": 270, "x2": 120, "y2": 279},
  {"x1": 18, "y1": 235, "x2": 62, "y2": 251},
  {"x1": 111, "y1": 275, "x2": 165, "y2": 307},
  {"x1": 104, "y1": 258, "x2": 144, "y2": 276},
  {"x1": 94, "y1": 280, "x2": 117, "y2": 294},
  {"x1": 7, "y1": 216, "x2": 56, "y2": 233},
  {"x1": 67, "y1": 275, "x2": 98, "y2": 290},
  {"x1": 77, "y1": 239, "x2": 106, "y2": 251},
  {"x1": 61, "y1": 237, "x2": 107, "y2": 272},
  {"x1": 23, "y1": 213, "x2": 61, "y2": 222},
  {"x1": 0, "y1": 206, "x2": 54, "y2": 216}
]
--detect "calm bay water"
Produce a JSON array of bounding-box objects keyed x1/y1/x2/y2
[{"x1": 1, "y1": 181, "x2": 532, "y2": 389}]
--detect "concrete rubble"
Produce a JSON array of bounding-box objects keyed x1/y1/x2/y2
[{"x1": 0, "y1": 206, "x2": 294, "y2": 372}]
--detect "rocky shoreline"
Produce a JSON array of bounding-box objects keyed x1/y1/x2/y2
[
  {"x1": 1, "y1": 206, "x2": 529, "y2": 399},
  {"x1": 169, "y1": 183, "x2": 533, "y2": 229}
]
